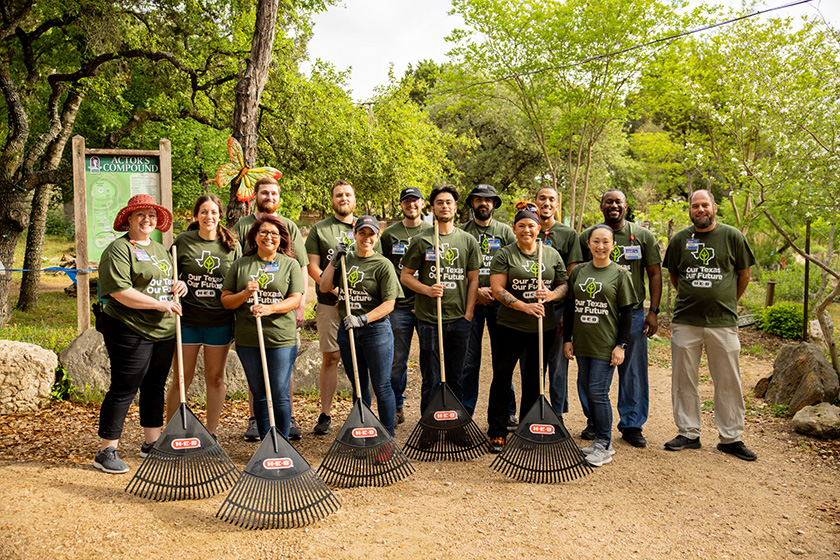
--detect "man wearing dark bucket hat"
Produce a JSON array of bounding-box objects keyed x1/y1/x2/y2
[
  {"x1": 380, "y1": 187, "x2": 432, "y2": 424},
  {"x1": 459, "y1": 184, "x2": 518, "y2": 426},
  {"x1": 94, "y1": 194, "x2": 187, "y2": 474}
]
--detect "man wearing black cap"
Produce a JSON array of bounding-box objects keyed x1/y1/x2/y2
[
  {"x1": 380, "y1": 187, "x2": 432, "y2": 424},
  {"x1": 459, "y1": 184, "x2": 517, "y2": 424}
]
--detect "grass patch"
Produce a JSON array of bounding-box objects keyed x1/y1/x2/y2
[
  {"x1": 3, "y1": 291, "x2": 81, "y2": 354},
  {"x1": 648, "y1": 335, "x2": 671, "y2": 367},
  {"x1": 744, "y1": 393, "x2": 789, "y2": 418},
  {"x1": 699, "y1": 372, "x2": 710, "y2": 383},
  {"x1": 741, "y1": 343, "x2": 764, "y2": 357},
  {"x1": 701, "y1": 399, "x2": 715, "y2": 412}
]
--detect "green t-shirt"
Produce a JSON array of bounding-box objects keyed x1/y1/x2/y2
[
  {"x1": 664, "y1": 223, "x2": 755, "y2": 328},
  {"x1": 400, "y1": 227, "x2": 481, "y2": 324},
  {"x1": 567, "y1": 261, "x2": 637, "y2": 361},
  {"x1": 337, "y1": 251, "x2": 403, "y2": 318},
  {"x1": 305, "y1": 215, "x2": 357, "y2": 306},
  {"x1": 99, "y1": 235, "x2": 176, "y2": 341},
  {"x1": 379, "y1": 220, "x2": 432, "y2": 308},
  {"x1": 459, "y1": 219, "x2": 515, "y2": 288},
  {"x1": 222, "y1": 253, "x2": 304, "y2": 348},
  {"x1": 233, "y1": 213, "x2": 308, "y2": 268},
  {"x1": 489, "y1": 243, "x2": 568, "y2": 333},
  {"x1": 172, "y1": 230, "x2": 241, "y2": 327},
  {"x1": 541, "y1": 221, "x2": 582, "y2": 266},
  {"x1": 580, "y1": 221, "x2": 660, "y2": 311}
]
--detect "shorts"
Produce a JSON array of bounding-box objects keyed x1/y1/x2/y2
[
  {"x1": 181, "y1": 323, "x2": 235, "y2": 347},
  {"x1": 315, "y1": 303, "x2": 340, "y2": 353}
]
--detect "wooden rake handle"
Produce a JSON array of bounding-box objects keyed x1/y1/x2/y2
[
  {"x1": 171, "y1": 245, "x2": 186, "y2": 408},
  {"x1": 339, "y1": 254, "x2": 363, "y2": 398},
  {"x1": 434, "y1": 218, "x2": 446, "y2": 384},
  {"x1": 537, "y1": 241, "x2": 545, "y2": 398},
  {"x1": 254, "y1": 290, "x2": 276, "y2": 429}
]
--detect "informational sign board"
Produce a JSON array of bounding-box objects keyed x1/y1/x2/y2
[{"x1": 85, "y1": 154, "x2": 163, "y2": 261}]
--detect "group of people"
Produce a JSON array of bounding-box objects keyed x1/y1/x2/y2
[{"x1": 92, "y1": 178, "x2": 757, "y2": 475}]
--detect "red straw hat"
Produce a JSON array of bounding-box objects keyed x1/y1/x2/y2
[{"x1": 113, "y1": 194, "x2": 173, "y2": 232}]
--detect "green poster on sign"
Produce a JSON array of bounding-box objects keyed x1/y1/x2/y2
[{"x1": 86, "y1": 155, "x2": 162, "y2": 261}]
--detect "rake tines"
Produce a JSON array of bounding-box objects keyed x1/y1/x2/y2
[
  {"x1": 216, "y1": 427, "x2": 340, "y2": 529},
  {"x1": 490, "y1": 396, "x2": 592, "y2": 483},
  {"x1": 317, "y1": 400, "x2": 414, "y2": 487},
  {"x1": 403, "y1": 384, "x2": 489, "y2": 461},
  {"x1": 125, "y1": 404, "x2": 239, "y2": 500}
]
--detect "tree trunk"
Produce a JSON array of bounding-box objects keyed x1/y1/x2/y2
[
  {"x1": 16, "y1": 182, "x2": 52, "y2": 310},
  {"x1": 0, "y1": 188, "x2": 31, "y2": 327},
  {"x1": 227, "y1": 0, "x2": 280, "y2": 226}
]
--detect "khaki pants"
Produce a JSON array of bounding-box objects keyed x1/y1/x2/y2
[{"x1": 670, "y1": 324, "x2": 745, "y2": 444}]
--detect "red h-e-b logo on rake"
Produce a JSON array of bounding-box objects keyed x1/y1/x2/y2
[
  {"x1": 263, "y1": 458, "x2": 294, "y2": 469},
  {"x1": 171, "y1": 438, "x2": 201, "y2": 450},
  {"x1": 529, "y1": 424, "x2": 555, "y2": 435},
  {"x1": 434, "y1": 410, "x2": 458, "y2": 421},
  {"x1": 352, "y1": 427, "x2": 377, "y2": 438}
]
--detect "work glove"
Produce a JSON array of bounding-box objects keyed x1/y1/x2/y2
[
  {"x1": 329, "y1": 242, "x2": 348, "y2": 268},
  {"x1": 342, "y1": 314, "x2": 368, "y2": 330}
]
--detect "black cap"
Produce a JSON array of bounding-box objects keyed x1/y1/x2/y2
[
  {"x1": 354, "y1": 215, "x2": 380, "y2": 234},
  {"x1": 400, "y1": 187, "x2": 423, "y2": 201},
  {"x1": 466, "y1": 184, "x2": 502, "y2": 209}
]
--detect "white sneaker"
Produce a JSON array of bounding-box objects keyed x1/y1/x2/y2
[
  {"x1": 584, "y1": 442, "x2": 614, "y2": 467},
  {"x1": 581, "y1": 441, "x2": 615, "y2": 456}
]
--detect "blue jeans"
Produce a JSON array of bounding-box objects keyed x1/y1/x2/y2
[
  {"x1": 547, "y1": 303, "x2": 569, "y2": 416},
  {"x1": 417, "y1": 318, "x2": 471, "y2": 413},
  {"x1": 462, "y1": 304, "x2": 516, "y2": 417},
  {"x1": 389, "y1": 306, "x2": 417, "y2": 409},
  {"x1": 236, "y1": 344, "x2": 298, "y2": 439},
  {"x1": 576, "y1": 357, "x2": 616, "y2": 445},
  {"x1": 616, "y1": 309, "x2": 649, "y2": 432},
  {"x1": 338, "y1": 318, "x2": 396, "y2": 436}
]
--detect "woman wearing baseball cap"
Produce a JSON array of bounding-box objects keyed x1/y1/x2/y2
[{"x1": 94, "y1": 194, "x2": 187, "y2": 474}]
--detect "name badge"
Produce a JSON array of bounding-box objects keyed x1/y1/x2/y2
[
  {"x1": 265, "y1": 263, "x2": 279, "y2": 273},
  {"x1": 392, "y1": 243, "x2": 406, "y2": 255},
  {"x1": 686, "y1": 238, "x2": 699, "y2": 251},
  {"x1": 542, "y1": 240, "x2": 552, "y2": 247},
  {"x1": 487, "y1": 238, "x2": 501, "y2": 250},
  {"x1": 425, "y1": 249, "x2": 436, "y2": 261},
  {"x1": 133, "y1": 249, "x2": 151, "y2": 261},
  {"x1": 625, "y1": 245, "x2": 642, "y2": 260}
]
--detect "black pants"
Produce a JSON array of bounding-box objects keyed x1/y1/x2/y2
[
  {"x1": 98, "y1": 313, "x2": 175, "y2": 440},
  {"x1": 487, "y1": 324, "x2": 555, "y2": 439}
]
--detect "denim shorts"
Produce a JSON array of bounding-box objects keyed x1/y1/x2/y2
[{"x1": 181, "y1": 323, "x2": 235, "y2": 346}]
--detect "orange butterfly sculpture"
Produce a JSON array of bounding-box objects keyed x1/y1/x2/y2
[{"x1": 210, "y1": 137, "x2": 282, "y2": 202}]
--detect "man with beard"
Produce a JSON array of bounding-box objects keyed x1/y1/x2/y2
[
  {"x1": 400, "y1": 184, "x2": 480, "y2": 413},
  {"x1": 663, "y1": 189, "x2": 756, "y2": 461},
  {"x1": 380, "y1": 187, "x2": 432, "y2": 424},
  {"x1": 305, "y1": 180, "x2": 359, "y2": 435},
  {"x1": 459, "y1": 184, "x2": 517, "y2": 423},
  {"x1": 234, "y1": 177, "x2": 308, "y2": 441},
  {"x1": 578, "y1": 189, "x2": 661, "y2": 448},
  {"x1": 534, "y1": 186, "x2": 582, "y2": 418}
]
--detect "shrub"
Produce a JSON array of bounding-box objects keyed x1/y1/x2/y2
[
  {"x1": 765, "y1": 263, "x2": 821, "y2": 302},
  {"x1": 758, "y1": 301, "x2": 804, "y2": 339},
  {"x1": 45, "y1": 209, "x2": 74, "y2": 239}
]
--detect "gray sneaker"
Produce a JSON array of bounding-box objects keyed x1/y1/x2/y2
[
  {"x1": 139, "y1": 440, "x2": 155, "y2": 458},
  {"x1": 313, "y1": 413, "x2": 331, "y2": 435},
  {"x1": 244, "y1": 417, "x2": 259, "y2": 442},
  {"x1": 581, "y1": 441, "x2": 615, "y2": 457},
  {"x1": 584, "y1": 442, "x2": 614, "y2": 467},
  {"x1": 288, "y1": 417, "x2": 302, "y2": 441},
  {"x1": 93, "y1": 446, "x2": 129, "y2": 474}
]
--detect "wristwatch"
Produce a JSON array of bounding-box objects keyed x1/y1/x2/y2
[
  {"x1": 649, "y1": 306, "x2": 660, "y2": 314},
  {"x1": 617, "y1": 342, "x2": 628, "y2": 349}
]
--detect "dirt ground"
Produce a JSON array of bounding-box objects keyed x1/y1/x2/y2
[{"x1": 2, "y1": 291, "x2": 840, "y2": 558}]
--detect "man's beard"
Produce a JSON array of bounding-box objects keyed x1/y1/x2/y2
[
  {"x1": 474, "y1": 207, "x2": 493, "y2": 221},
  {"x1": 257, "y1": 200, "x2": 278, "y2": 214},
  {"x1": 333, "y1": 203, "x2": 353, "y2": 217},
  {"x1": 691, "y1": 214, "x2": 715, "y2": 229},
  {"x1": 435, "y1": 213, "x2": 453, "y2": 223}
]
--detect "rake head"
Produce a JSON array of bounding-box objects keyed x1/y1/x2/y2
[
  {"x1": 216, "y1": 427, "x2": 340, "y2": 529},
  {"x1": 403, "y1": 383, "x2": 489, "y2": 461},
  {"x1": 125, "y1": 403, "x2": 239, "y2": 501},
  {"x1": 317, "y1": 400, "x2": 415, "y2": 487},
  {"x1": 490, "y1": 396, "x2": 592, "y2": 483}
]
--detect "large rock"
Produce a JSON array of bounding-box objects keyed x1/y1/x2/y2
[
  {"x1": 0, "y1": 341, "x2": 58, "y2": 413},
  {"x1": 791, "y1": 402, "x2": 840, "y2": 439},
  {"x1": 59, "y1": 328, "x2": 110, "y2": 399},
  {"x1": 765, "y1": 342, "x2": 840, "y2": 416},
  {"x1": 291, "y1": 341, "x2": 351, "y2": 394}
]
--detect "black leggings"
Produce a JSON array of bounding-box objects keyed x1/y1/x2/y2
[{"x1": 98, "y1": 313, "x2": 175, "y2": 440}]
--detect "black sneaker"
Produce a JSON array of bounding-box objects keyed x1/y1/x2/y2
[
  {"x1": 621, "y1": 428, "x2": 647, "y2": 448},
  {"x1": 93, "y1": 446, "x2": 129, "y2": 474},
  {"x1": 717, "y1": 441, "x2": 757, "y2": 461},
  {"x1": 507, "y1": 414, "x2": 518, "y2": 431},
  {"x1": 313, "y1": 413, "x2": 331, "y2": 435},
  {"x1": 139, "y1": 440, "x2": 155, "y2": 458},
  {"x1": 289, "y1": 417, "x2": 302, "y2": 441},
  {"x1": 395, "y1": 407, "x2": 405, "y2": 425},
  {"x1": 244, "y1": 417, "x2": 259, "y2": 442},
  {"x1": 580, "y1": 426, "x2": 596, "y2": 440},
  {"x1": 489, "y1": 437, "x2": 506, "y2": 454},
  {"x1": 664, "y1": 435, "x2": 701, "y2": 451}
]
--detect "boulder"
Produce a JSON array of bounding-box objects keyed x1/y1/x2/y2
[
  {"x1": 808, "y1": 319, "x2": 828, "y2": 349},
  {"x1": 292, "y1": 341, "x2": 351, "y2": 394},
  {"x1": 0, "y1": 341, "x2": 58, "y2": 413},
  {"x1": 791, "y1": 402, "x2": 840, "y2": 439},
  {"x1": 765, "y1": 343, "x2": 840, "y2": 416},
  {"x1": 753, "y1": 376, "x2": 771, "y2": 398},
  {"x1": 58, "y1": 328, "x2": 111, "y2": 399}
]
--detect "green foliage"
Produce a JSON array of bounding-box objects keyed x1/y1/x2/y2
[
  {"x1": 741, "y1": 344, "x2": 764, "y2": 357},
  {"x1": 758, "y1": 301, "x2": 804, "y2": 339},
  {"x1": 50, "y1": 366, "x2": 76, "y2": 401},
  {"x1": 764, "y1": 264, "x2": 822, "y2": 302},
  {"x1": 45, "y1": 210, "x2": 75, "y2": 239}
]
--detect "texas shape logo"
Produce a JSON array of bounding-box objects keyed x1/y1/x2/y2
[
  {"x1": 196, "y1": 250, "x2": 221, "y2": 274},
  {"x1": 347, "y1": 266, "x2": 365, "y2": 288},
  {"x1": 610, "y1": 245, "x2": 624, "y2": 262},
  {"x1": 521, "y1": 261, "x2": 546, "y2": 276},
  {"x1": 478, "y1": 234, "x2": 497, "y2": 254},
  {"x1": 441, "y1": 243, "x2": 459, "y2": 265},
  {"x1": 250, "y1": 267, "x2": 275, "y2": 289},
  {"x1": 579, "y1": 277, "x2": 602, "y2": 298},
  {"x1": 691, "y1": 244, "x2": 715, "y2": 265},
  {"x1": 336, "y1": 230, "x2": 356, "y2": 248},
  {"x1": 151, "y1": 256, "x2": 171, "y2": 277}
]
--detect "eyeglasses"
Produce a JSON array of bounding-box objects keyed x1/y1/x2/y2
[{"x1": 257, "y1": 230, "x2": 280, "y2": 238}]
